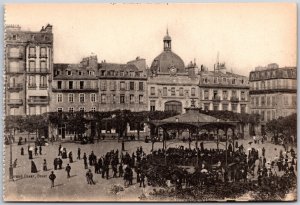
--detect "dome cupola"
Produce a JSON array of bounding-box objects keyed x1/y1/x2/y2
[{"x1": 150, "y1": 29, "x2": 185, "y2": 75}]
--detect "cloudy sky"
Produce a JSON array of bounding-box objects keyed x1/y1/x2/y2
[{"x1": 5, "y1": 3, "x2": 296, "y2": 76}]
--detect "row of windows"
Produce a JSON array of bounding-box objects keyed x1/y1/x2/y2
[
  {"x1": 57, "y1": 93, "x2": 144, "y2": 104},
  {"x1": 28, "y1": 60, "x2": 48, "y2": 70},
  {"x1": 202, "y1": 77, "x2": 247, "y2": 85},
  {"x1": 57, "y1": 107, "x2": 96, "y2": 112},
  {"x1": 150, "y1": 87, "x2": 196, "y2": 96},
  {"x1": 251, "y1": 95, "x2": 296, "y2": 107},
  {"x1": 250, "y1": 69, "x2": 296, "y2": 80},
  {"x1": 56, "y1": 81, "x2": 97, "y2": 90},
  {"x1": 100, "y1": 81, "x2": 144, "y2": 91},
  {"x1": 57, "y1": 69, "x2": 95, "y2": 76},
  {"x1": 100, "y1": 94, "x2": 144, "y2": 104},
  {"x1": 251, "y1": 79, "x2": 296, "y2": 90},
  {"x1": 202, "y1": 103, "x2": 247, "y2": 113},
  {"x1": 57, "y1": 93, "x2": 96, "y2": 103},
  {"x1": 203, "y1": 90, "x2": 246, "y2": 100},
  {"x1": 9, "y1": 47, "x2": 48, "y2": 58},
  {"x1": 99, "y1": 70, "x2": 141, "y2": 78}
]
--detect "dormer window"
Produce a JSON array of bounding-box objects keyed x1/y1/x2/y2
[
  {"x1": 12, "y1": 34, "x2": 17, "y2": 40},
  {"x1": 67, "y1": 70, "x2": 72, "y2": 76},
  {"x1": 78, "y1": 71, "x2": 82, "y2": 75},
  {"x1": 31, "y1": 35, "x2": 35, "y2": 40}
]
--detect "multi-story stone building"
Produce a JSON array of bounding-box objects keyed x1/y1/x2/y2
[
  {"x1": 50, "y1": 55, "x2": 99, "y2": 138},
  {"x1": 5, "y1": 24, "x2": 53, "y2": 116},
  {"x1": 198, "y1": 63, "x2": 250, "y2": 113},
  {"x1": 97, "y1": 59, "x2": 148, "y2": 112},
  {"x1": 51, "y1": 55, "x2": 99, "y2": 113},
  {"x1": 148, "y1": 30, "x2": 199, "y2": 113},
  {"x1": 249, "y1": 63, "x2": 297, "y2": 134}
]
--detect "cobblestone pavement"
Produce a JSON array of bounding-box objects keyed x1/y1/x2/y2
[{"x1": 3, "y1": 139, "x2": 294, "y2": 201}]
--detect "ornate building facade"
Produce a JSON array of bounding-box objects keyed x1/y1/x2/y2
[
  {"x1": 5, "y1": 24, "x2": 53, "y2": 116},
  {"x1": 147, "y1": 31, "x2": 199, "y2": 113},
  {"x1": 249, "y1": 63, "x2": 297, "y2": 133},
  {"x1": 198, "y1": 63, "x2": 250, "y2": 113}
]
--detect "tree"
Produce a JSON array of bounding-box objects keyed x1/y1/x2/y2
[
  {"x1": 5, "y1": 115, "x2": 24, "y2": 133},
  {"x1": 22, "y1": 115, "x2": 48, "y2": 141},
  {"x1": 90, "y1": 111, "x2": 113, "y2": 138},
  {"x1": 266, "y1": 113, "x2": 297, "y2": 144},
  {"x1": 65, "y1": 112, "x2": 88, "y2": 139},
  {"x1": 5, "y1": 115, "x2": 24, "y2": 142}
]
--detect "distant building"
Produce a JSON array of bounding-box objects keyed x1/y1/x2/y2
[
  {"x1": 5, "y1": 24, "x2": 53, "y2": 116},
  {"x1": 198, "y1": 63, "x2": 250, "y2": 113},
  {"x1": 249, "y1": 63, "x2": 297, "y2": 134},
  {"x1": 147, "y1": 30, "x2": 199, "y2": 113}
]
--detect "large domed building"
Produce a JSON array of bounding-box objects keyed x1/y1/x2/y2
[
  {"x1": 147, "y1": 30, "x2": 200, "y2": 113},
  {"x1": 150, "y1": 30, "x2": 186, "y2": 75}
]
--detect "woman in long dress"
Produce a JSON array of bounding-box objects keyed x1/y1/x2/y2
[{"x1": 31, "y1": 160, "x2": 38, "y2": 173}]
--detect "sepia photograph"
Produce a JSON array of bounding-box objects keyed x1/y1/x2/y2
[{"x1": 3, "y1": 3, "x2": 297, "y2": 202}]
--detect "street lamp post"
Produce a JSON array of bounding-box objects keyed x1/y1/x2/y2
[{"x1": 9, "y1": 132, "x2": 13, "y2": 181}]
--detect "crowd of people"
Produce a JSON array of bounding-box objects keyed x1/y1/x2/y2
[{"x1": 14, "y1": 135, "x2": 297, "y2": 199}]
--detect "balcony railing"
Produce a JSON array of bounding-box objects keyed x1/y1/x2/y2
[
  {"x1": 28, "y1": 84, "x2": 37, "y2": 89},
  {"x1": 52, "y1": 86, "x2": 98, "y2": 92},
  {"x1": 27, "y1": 68, "x2": 48, "y2": 73},
  {"x1": 39, "y1": 54, "x2": 48, "y2": 58},
  {"x1": 39, "y1": 84, "x2": 48, "y2": 89},
  {"x1": 230, "y1": 96, "x2": 239, "y2": 103},
  {"x1": 7, "y1": 99, "x2": 23, "y2": 105},
  {"x1": 28, "y1": 98, "x2": 49, "y2": 105},
  {"x1": 28, "y1": 53, "x2": 36, "y2": 58},
  {"x1": 8, "y1": 83, "x2": 23, "y2": 90}
]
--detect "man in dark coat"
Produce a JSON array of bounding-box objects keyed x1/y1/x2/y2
[
  {"x1": 49, "y1": 171, "x2": 56, "y2": 188},
  {"x1": 83, "y1": 153, "x2": 88, "y2": 169},
  {"x1": 39, "y1": 145, "x2": 42, "y2": 155},
  {"x1": 21, "y1": 147, "x2": 24, "y2": 155},
  {"x1": 262, "y1": 147, "x2": 265, "y2": 157},
  {"x1": 65, "y1": 164, "x2": 71, "y2": 178},
  {"x1": 86, "y1": 169, "x2": 95, "y2": 185},
  {"x1": 53, "y1": 158, "x2": 58, "y2": 170}
]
